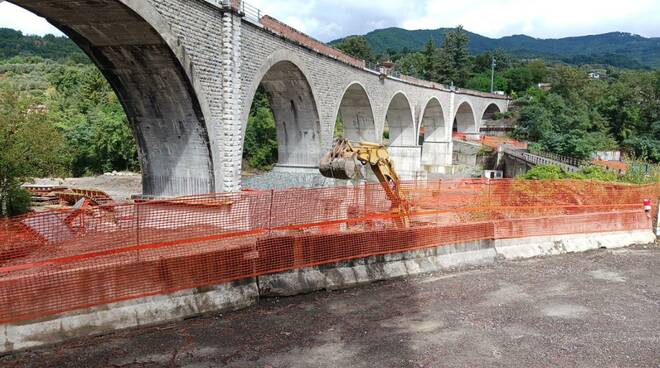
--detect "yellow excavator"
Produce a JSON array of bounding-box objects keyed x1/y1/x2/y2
[{"x1": 319, "y1": 138, "x2": 411, "y2": 226}]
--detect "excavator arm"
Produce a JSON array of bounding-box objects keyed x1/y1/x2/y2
[{"x1": 319, "y1": 138, "x2": 411, "y2": 226}]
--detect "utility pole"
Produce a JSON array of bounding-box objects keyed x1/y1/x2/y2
[{"x1": 490, "y1": 56, "x2": 496, "y2": 93}]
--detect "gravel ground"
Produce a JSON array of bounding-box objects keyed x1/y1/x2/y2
[
  {"x1": 3, "y1": 244, "x2": 659, "y2": 368},
  {"x1": 30, "y1": 174, "x2": 142, "y2": 201},
  {"x1": 241, "y1": 171, "x2": 342, "y2": 191},
  {"x1": 27, "y1": 166, "x2": 479, "y2": 201},
  {"x1": 30, "y1": 171, "x2": 340, "y2": 200}
]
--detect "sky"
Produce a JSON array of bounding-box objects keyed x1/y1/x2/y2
[{"x1": 0, "y1": 0, "x2": 659, "y2": 42}]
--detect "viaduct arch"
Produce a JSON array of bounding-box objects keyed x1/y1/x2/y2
[
  {"x1": 8, "y1": 0, "x2": 217, "y2": 197},
  {"x1": 334, "y1": 82, "x2": 377, "y2": 142}
]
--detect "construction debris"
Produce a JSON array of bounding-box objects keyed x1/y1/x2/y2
[{"x1": 22, "y1": 185, "x2": 114, "y2": 209}]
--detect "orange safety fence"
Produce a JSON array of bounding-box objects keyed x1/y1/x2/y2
[
  {"x1": 0, "y1": 179, "x2": 658, "y2": 324},
  {"x1": 452, "y1": 132, "x2": 528, "y2": 149}
]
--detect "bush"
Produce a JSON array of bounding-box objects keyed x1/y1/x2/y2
[
  {"x1": 517, "y1": 164, "x2": 658, "y2": 184},
  {"x1": 622, "y1": 136, "x2": 660, "y2": 163},
  {"x1": 493, "y1": 111, "x2": 515, "y2": 120},
  {"x1": 620, "y1": 162, "x2": 660, "y2": 184},
  {"x1": 567, "y1": 166, "x2": 618, "y2": 182},
  {"x1": 518, "y1": 165, "x2": 566, "y2": 180},
  {"x1": 2, "y1": 186, "x2": 31, "y2": 217}
]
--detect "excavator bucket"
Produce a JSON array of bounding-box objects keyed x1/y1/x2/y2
[{"x1": 319, "y1": 150, "x2": 363, "y2": 180}]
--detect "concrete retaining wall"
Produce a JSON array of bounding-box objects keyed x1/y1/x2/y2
[
  {"x1": 1, "y1": 279, "x2": 258, "y2": 353},
  {"x1": 259, "y1": 230, "x2": 655, "y2": 296},
  {"x1": 452, "y1": 139, "x2": 482, "y2": 166},
  {"x1": 1, "y1": 229, "x2": 654, "y2": 354}
]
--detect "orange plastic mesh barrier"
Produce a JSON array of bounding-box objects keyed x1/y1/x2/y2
[
  {"x1": 0, "y1": 179, "x2": 657, "y2": 324},
  {"x1": 452, "y1": 132, "x2": 528, "y2": 149}
]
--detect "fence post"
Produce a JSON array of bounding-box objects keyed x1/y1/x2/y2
[
  {"x1": 656, "y1": 198, "x2": 660, "y2": 237},
  {"x1": 488, "y1": 178, "x2": 492, "y2": 208},
  {"x1": 135, "y1": 202, "x2": 140, "y2": 247},
  {"x1": 267, "y1": 189, "x2": 275, "y2": 233}
]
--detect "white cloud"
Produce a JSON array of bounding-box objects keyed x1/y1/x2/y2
[
  {"x1": 252, "y1": 0, "x2": 660, "y2": 40},
  {"x1": 0, "y1": 0, "x2": 658, "y2": 41},
  {"x1": 0, "y1": 2, "x2": 63, "y2": 36}
]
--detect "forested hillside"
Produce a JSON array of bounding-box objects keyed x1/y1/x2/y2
[
  {"x1": 0, "y1": 28, "x2": 87, "y2": 63},
  {"x1": 331, "y1": 28, "x2": 660, "y2": 69}
]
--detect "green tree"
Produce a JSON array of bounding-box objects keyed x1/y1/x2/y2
[
  {"x1": 514, "y1": 89, "x2": 617, "y2": 160},
  {"x1": 437, "y1": 26, "x2": 472, "y2": 85},
  {"x1": 243, "y1": 87, "x2": 278, "y2": 169},
  {"x1": 473, "y1": 49, "x2": 512, "y2": 73},
  {"x1": 465, "y1": 72, "x2": 508, "y2": 93},
  {"x1": 421, "y1": 39, "x2": 440, "y2": 82},
  {"x1": 622, "y1": 122, "x2": 660, "y2": 162},
  {"x1": 395, "y1": 52, "x2": 426, "y2": 78},
  {"x1": 0, "y1": 84, "x2": 69, "y2": 216},
  {"x1": 504, "y1": 66, "x2": 534, "y2": 93},
  {"x1": 527, "y1": 60, "x2": 548, "y2": 83},
  {"x1": 335, "y1": 36, "x2": 375, "y2": 63},
  {"x1": 549, "y1": 65, "x2": 588, "y2": 99},
  {"x1": 47, "y1": 65, "x2": 138, "y2": 175}
]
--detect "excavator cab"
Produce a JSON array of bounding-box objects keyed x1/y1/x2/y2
[{"x1": 319, "y1": 138, "x2": 411, "y2": 226}]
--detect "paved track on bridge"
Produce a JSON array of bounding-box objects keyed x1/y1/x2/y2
[{"x1": 3, "y1": 244, "x2": 659, "y2": 367}]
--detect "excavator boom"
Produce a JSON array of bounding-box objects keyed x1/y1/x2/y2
[{"x1": 319, "y1": 138, "x2": 411, "y2": 226}]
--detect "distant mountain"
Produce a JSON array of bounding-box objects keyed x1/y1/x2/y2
[
  {"x1": 3, "y1": 26, "x2": 658, "y2": 70},
  {"x1": 330, "y1": 28, "x2": 660, "y2": 69},
  {"x1": 0, "y1": 28, "x2": 88, "y2": 62}
]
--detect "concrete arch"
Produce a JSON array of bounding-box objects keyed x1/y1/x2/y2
[
  {"x1": 250, "y1": 59, "x2": 322, "y2": 169},
  {"x1": 242, "y1": 49, "x2": 320, "y2": 128},
  {"x1": 454, "y1": 100, "x2": 478, "y2": 133},
  {"x1": 419, "y1": 97, "x2": 446, "y2": 143},
  {"x1": 481, "y1": 103, "x2": 501, "y2": 122},
  {"x1": 384, "y1": 91, "x2": 416, "y2": 146},
  {"x1": 334, "y1": 82, "x2": 377, "y2": 142},
  {"x1": 8, "y1": 0, "x2": 215, "y2": 197}
]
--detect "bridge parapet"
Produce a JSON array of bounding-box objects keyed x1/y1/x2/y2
[
  {"x1": 201, "y1": 0, "x2": 261, "y2": 24},
  {"x1": 503, "y1": 147, "x2": 580, "y2": 173},
  {"x1": 259, "y1": 16, "x2": 367, "y2": 68}
]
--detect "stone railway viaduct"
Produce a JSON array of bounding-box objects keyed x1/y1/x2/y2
[{"x1": 9, "y1": 0, "x2": 509, "y2": 196}]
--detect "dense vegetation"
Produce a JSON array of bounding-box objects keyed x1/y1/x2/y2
[
  {"x1": 243, "y1": 87, "x2": 278, "y2": 169},
  {"x1": 0, "y1": 57, "x2": 138, "y2": 176},
  {"x1": 519, "y1": 164, "x2": 659, "y2": 184},
  {"x1": 330, "y1": 28, "x2": 660, "y2": 69},
  {"x1": 514, "y1": 68, "x2": 660, "y2": 162},
  {"x1": 0, "y1": 52, "x2": 137, "y2": 216}
]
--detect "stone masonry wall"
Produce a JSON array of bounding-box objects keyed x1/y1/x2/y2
[
  {"x1": 147, "y1": 0, "x2": 237, "y2": 191},
  {"x1": 238, "y1": 18, "x2": 509, "y2": 182}
]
